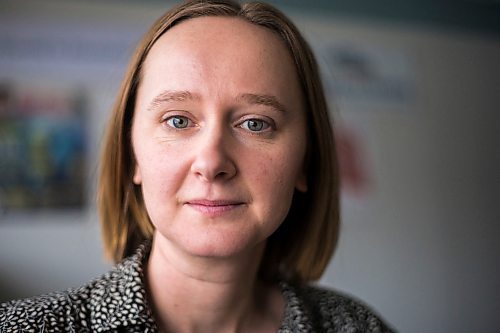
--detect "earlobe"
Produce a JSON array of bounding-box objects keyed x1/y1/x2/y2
[
  {"x1": 295, "y1": 171, "x2": 308, "y2": 193},
  {"x1": 295, "y1": 151, "x2": 308, "y2": 192},
  {"x1": 133, "y1": 165, "x2": 142, "y2": 185}
]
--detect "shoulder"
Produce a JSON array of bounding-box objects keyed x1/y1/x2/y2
[
  {"x1": 284, "y1": 282, "x2": 395, "y2": 332},
  {"x1": 0, "y1": 242, "x2": 153, "y2": 332},
  {"x1": 0, "y1": 287, "x2": 92, "y2": 331}
]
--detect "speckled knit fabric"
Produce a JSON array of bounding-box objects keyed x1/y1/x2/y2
[{"x1": 0, "y1": 243, "x2": 393, "y2": 332}]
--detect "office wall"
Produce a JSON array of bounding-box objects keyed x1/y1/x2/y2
[
  {"x1": 303, "y1": 18, "x2": 500, "y2": 333},
  {"x1": 1, "y1": 1, "x2": 499, "y2": 332}
]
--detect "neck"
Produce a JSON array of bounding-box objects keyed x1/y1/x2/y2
[{"x1": 145, "y1": 234, "x2": 283, "y2": 333}]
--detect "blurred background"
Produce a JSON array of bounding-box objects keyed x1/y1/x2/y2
[{"x1": 0, "y1": 0, "x2": 499, "y2": 332}]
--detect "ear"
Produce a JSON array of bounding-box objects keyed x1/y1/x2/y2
[
  {"x1": 295, "y1": 169, "x2": 308, "y2": 192},
  {"x1": 133, "y1": 164, "x2": 142, "y2": 185}
]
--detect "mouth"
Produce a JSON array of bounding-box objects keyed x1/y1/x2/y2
[{"x1": 185, "y1": 199, "x2": 245, "y2": 217}]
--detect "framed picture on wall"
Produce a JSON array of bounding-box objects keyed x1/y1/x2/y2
[{"x1": 0, "y1": 82, "x2": 88, "y2": 216}]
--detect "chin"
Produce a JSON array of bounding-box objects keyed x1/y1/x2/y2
[
  {"x1": 186, "y1": 236, "x2": 260, "y2": 259},
  {"x1": 171, "y1": 227, "x2": 266, "y2": 260}
]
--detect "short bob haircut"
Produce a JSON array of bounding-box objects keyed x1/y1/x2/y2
[{"x1": 98, "y1": 0, "x2": 339, "y2": 283}]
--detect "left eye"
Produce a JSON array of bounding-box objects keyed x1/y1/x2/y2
[
  {"x1": 165, "y1": 116, "x2": 191, "y2": 129},
  {"x1": 241, "y1": 119, "x2": 269, "y2": 132}
]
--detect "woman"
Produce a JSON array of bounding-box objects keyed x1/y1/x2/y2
[{"x1": 0, "y1": 1, "x2": 393, "y2": 332}]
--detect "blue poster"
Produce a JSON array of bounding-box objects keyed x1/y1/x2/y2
[{"x1": 0, "y1": 83, "x2": 87, "y2": 214}]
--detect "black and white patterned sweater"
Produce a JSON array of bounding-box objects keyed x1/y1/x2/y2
[{"x1": 0, "y1": 243, "x2": 394, "y2": 332}]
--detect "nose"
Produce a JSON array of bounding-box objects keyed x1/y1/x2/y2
[{"x1": 190, "y1": 124, "x2": 237, "y2": 182}]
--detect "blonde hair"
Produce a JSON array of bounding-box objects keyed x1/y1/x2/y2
[{"x1": 98, "y1": 0, "x2": 339, "y2": 283}]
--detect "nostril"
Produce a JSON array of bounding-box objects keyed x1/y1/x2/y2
[{"x1": 190, "y1": 146, "x2": 236, "y2": 182}]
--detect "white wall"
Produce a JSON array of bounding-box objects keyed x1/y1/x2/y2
[
  {"x1": 306, "y1": 18, "x2": 500, "y2": 333},
  {"x1": 1, "y1": 1, "x2": 499, "y2": 332}
]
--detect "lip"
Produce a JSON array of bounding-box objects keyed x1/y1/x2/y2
[{"x1": 185, "y1": 199, "x2": 245, "y2": 217}]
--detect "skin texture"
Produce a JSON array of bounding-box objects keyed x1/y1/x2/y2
[{"x1": 131, "y1": 16, "x2": 307, "y2": 332}]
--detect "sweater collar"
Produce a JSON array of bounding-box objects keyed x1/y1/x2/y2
[
  {"x1": 91, "y1": 241, "x2": 314, "y2": 332},
  {"x1": 89, "y1": 241, "x2": 157, "y2": 331},
  {"x1": 278, "y1": 280, "x2": 315, "y2": 333}
]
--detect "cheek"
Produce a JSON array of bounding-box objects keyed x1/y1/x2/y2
[
  {"x1": 247, "y1": 147, "x2": 303, "y2": 211},
  {"x1": 135, "y1": 144, "x2": 187, "y2": 204}
]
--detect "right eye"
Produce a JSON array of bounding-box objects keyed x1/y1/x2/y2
[{"x1": 165, "y1": 115, "x2": 191, "y2": 129}]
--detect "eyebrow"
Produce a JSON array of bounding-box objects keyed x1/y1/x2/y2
[
  {"x1": 146, "y1": 90, "x2": 286, "y2": 113},
  {"x1": 147, "y1": 90, "x2": 198, "y2": 111},
  {"x1": 238, "y1": 93, "x2": 287, "y2": 113}
]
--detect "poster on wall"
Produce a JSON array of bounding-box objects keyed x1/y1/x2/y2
[
  {"x1": 318, "y1": 42, "x2": 416, "y2": 113},
  {"x1": 0, "y1": 82, "x2": 88, "y2": 217}
]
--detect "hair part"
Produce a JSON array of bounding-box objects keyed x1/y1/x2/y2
[{"x1": 98, "y1": 0, "x2": 339, "y2": 283}]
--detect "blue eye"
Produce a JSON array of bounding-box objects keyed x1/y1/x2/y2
[
  {"x1": 241, "y1": 119, "x2": 269, "y2": 132},
  {"x1": 166, "y1": 116, "x2": 190, "y2": 129}
]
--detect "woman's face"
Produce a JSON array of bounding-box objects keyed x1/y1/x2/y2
[{"x1": 132, "y1": 17, "x2": 307, "y2": 259}]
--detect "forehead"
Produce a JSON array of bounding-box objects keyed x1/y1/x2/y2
[
  {"x1": 149, "y1": 16, "x2": 289, "y2": 61},
  {"x1": 138, "y1": 16, "x2": 304, "y2": 113},
  {"x1": 142, "y1": 16, "x2": 297, "y2": 86}
]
